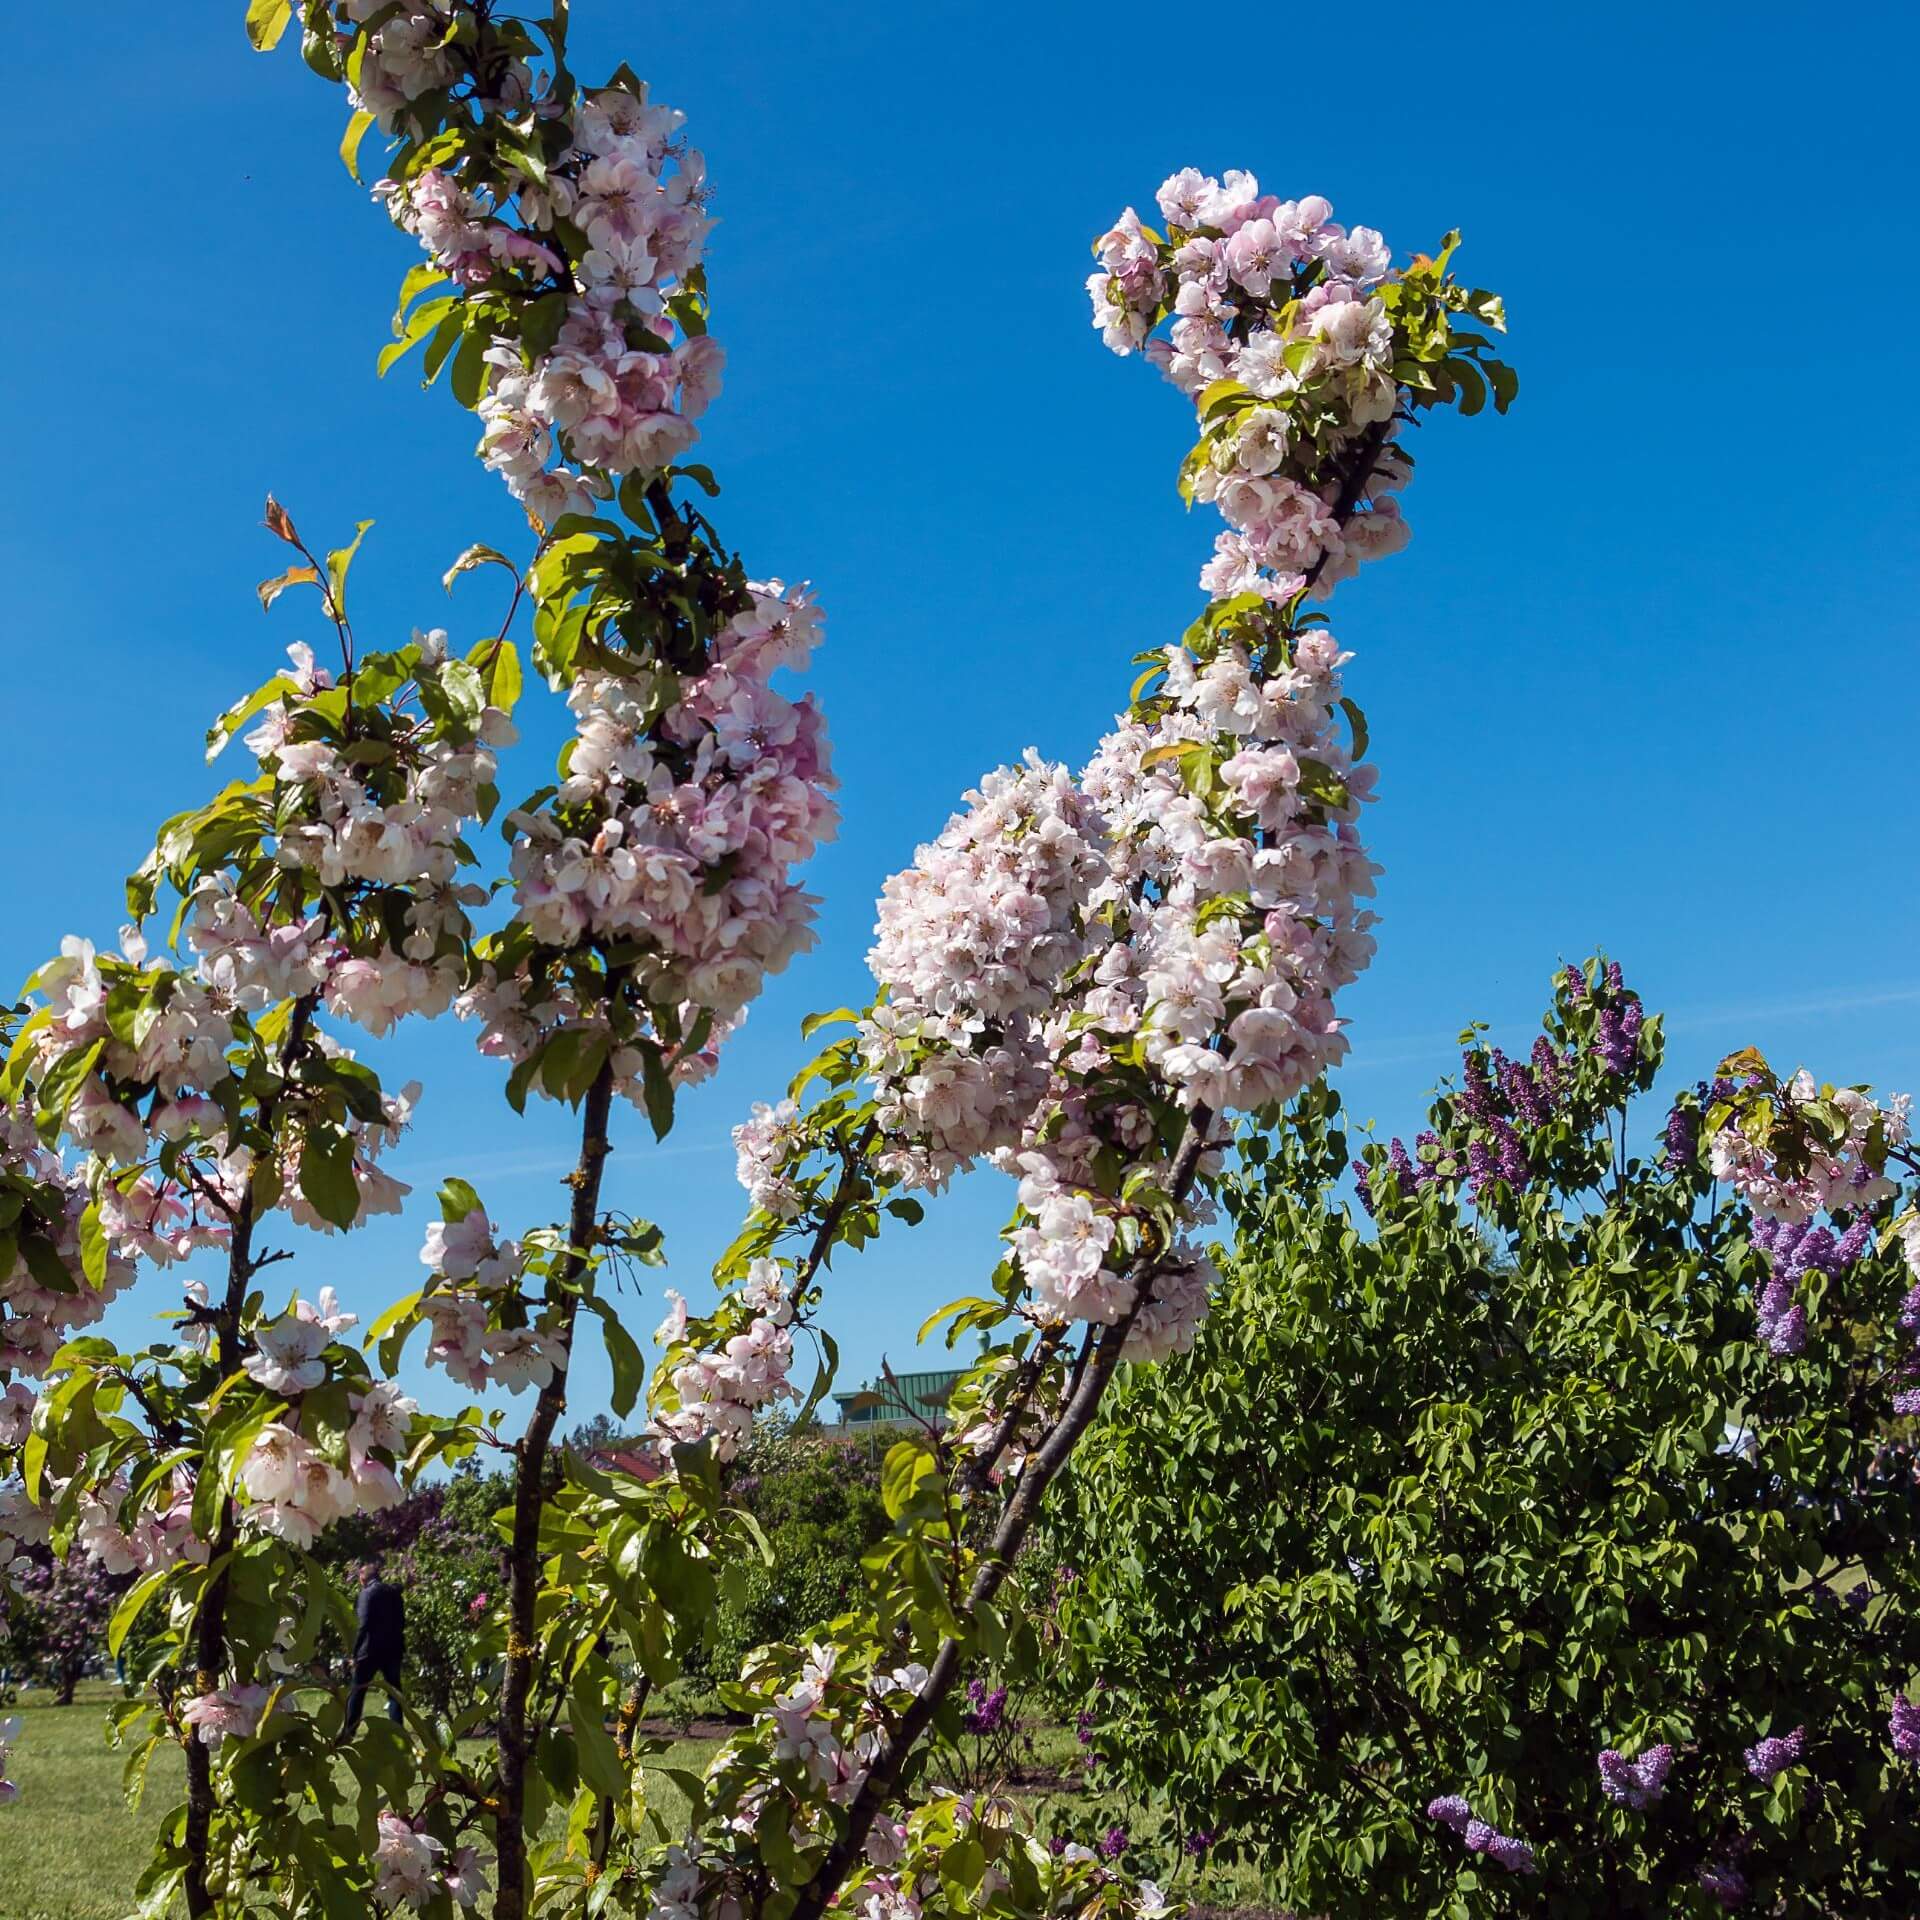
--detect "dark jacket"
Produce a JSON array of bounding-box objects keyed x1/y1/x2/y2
[{"x1": 353, "y1": 1578, "x2": 406, "y2": 1672}]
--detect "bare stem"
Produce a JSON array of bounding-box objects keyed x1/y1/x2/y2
[
  {"x1": 492, "y1": 1050, "x2": 621, "y2": 1920},
  {"x1": 785, "y1": 1112, "x2": 1215, "y2": 1920}
]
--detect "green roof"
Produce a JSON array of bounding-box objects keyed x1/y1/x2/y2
[{"x1": 833, "y1": 1368, "x2": 966, "y2": 1427}]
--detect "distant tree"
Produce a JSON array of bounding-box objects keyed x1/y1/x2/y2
[
  {"x1": 690, "y1": 1420, "x2": 889, "y2": 1686},
  {"x1": 4, "y1": 1552, "x2": 118, "y2": 1704}
]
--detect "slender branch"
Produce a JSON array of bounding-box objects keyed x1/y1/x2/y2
[
  {"x1": 493, "y1": 1038, "x2": 622, "y2": 1920},
  {"x1": 182, "y1": 986, "x2": 321, "y2": 1919},
  {"x1": 589, "y1": 1677, "x2": 653, "y2": 1872},
  {"x1": 785, "y1": 1111, "x2": 1216, "y2": 1920}
]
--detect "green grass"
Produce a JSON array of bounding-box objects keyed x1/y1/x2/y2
[
  {"x1": 0, "y1": 1684, "x2": 185, "y2": 1920},
  {"x1": 0, "y1": 1689, "x2": 1280, "y2": 1920},
  {"x1": 0, "y1": 1683, "x2": 718, "y2": 1920}
]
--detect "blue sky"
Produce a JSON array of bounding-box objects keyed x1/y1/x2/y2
[{"x1": 3, "y1": 2, "x2": 1915, "y2": 1427}]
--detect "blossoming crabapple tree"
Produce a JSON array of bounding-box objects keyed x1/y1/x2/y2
[
  {"x1": 0, "y1": 11, "x2": 1522, "y2": 1920},
  {"x1": 605, "y1": 171, "x2": 1514, "y2": 1920},
  {"x1": 3, "y1": 4, "x2": 829, "y2": 1915}
]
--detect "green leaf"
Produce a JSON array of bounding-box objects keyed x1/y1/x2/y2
[
  {"x1": 438, "y1": 1178, "x2": 482, "y2": 1223},
  {"x1": 444, "y1": 543, "x2": 518, "y2": 594},
  {"x1": 570, "y1": 1684, "x2": 627, "y2": 1799},
  {"x1": 244, "y1": 0, "x2": 294, "y2": 50},
  {"x1": 793, "y1": 1328, "x2": 839, "y2": 1434},
  {"x1": 109, "y1": 1567, "x2": 173, "y2": 1656},
  {"x1": 325, "y1": 521, "x2": 374, "y2": 620},
  {"x1": 799, "y1": 1006, "x2": 860, "y2": 1040},
  {"x1": 79, "y1": 1202, "x2": 108, "y2": 1289},
  {"x1": 586, "y1": 1297, "x2": 646, "y2": 1421},
  {"x1": 639, "y1": 1044, "x2": 674, "y2": 1142},
  {"x1": 300, "y1": 1125, "x2": 360, "y2": 1233},
  {"x1": 378, "y1": 294, "x2": 459, "y2": 376},
  {"x1": 340, "y1": 107, "x2": 376, "y2": 182}
]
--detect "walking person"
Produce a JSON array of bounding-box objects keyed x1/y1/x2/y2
[{"x1": 341, "y1": 1556, "x2": 406, "y2": 1737}]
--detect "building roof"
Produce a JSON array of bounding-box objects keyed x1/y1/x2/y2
[{"x1": 833, "y1": 1368, "x2": 967, "y2": 1427}]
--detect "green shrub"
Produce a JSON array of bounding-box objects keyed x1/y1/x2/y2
[
  {"x1": 1050, "y1": 962, "x2": 1920, "y2": 1916},
  {"x1": 688, "y1": 1420, "x2": 889, "y2": 1684}
]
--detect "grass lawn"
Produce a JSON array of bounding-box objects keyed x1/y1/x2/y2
[
  {"x1": 0, "y1": 1687, "x2": 1278, "y2": 1920},
  {"x1": 0, "y1": 1683, "x2": 719, "y2": 1920}
]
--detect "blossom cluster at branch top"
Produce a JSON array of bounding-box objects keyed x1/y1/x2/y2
[
  {"x1": 23, "y1": 924, "x2": 424, "y2": 1266},
  {"x1": 1425, "y1": 1794, "x2": 1536, "y2": 1873},
  {"x1": 0, "y1": 1092, "x2": 137, "y2": 1380},
  {"x1": 849, "y1": 612, "x2": 1373, "y2": 1359},
  {"x1": 5, "y1": 616, "x2": 508, "y2": 1327},
  {"x1": 1711, "y1": 1074, "x2": 1909, "y2": 1227},
  {"x1": 348, "y1": 2, "x2": 723, "y2": 522},
  {"x1": 238, "y1": 1365, "x2": 419, "y2": 1549},
  {"x1": 463, "y1": 578, "x2": 836, "y2": 1107},
  {"x1": 1089, "y1": 172, "x2": 1413, "y2": 604},
  {"x1": 862, "y1": 754, "x2": 1109, "y2": 1182}
]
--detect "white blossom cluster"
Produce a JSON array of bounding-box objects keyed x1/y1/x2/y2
[
  {"x1": 464, "y1": 580, "x2": 836, "y2": 1110},
  {"x1": 349, "y1": 1, "x2": 722, "y2": 523},
  {"x1": 1089, "y1": 169, "x2": 1413, "y2": 602},
  {"x1": 645, "y1": 1261, "x2": 799, "y2": 1461},
  {"x1": 415, "y1": 1201, "x2": 567, "y2": 1397}
]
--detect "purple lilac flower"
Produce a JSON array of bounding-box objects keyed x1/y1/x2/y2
[
  {"x1": 1049, "y1": 1836, "x2": 1068, "y2": 1858},
  {"x1": 1891, "y1": 1694, "x2": 1920, "y2": 1761},
  {"x1": 1494, "y1": 1050, "x2": 1545, "y2": 1127},
  {"x1": 1835, "y1": 1220, "x2": 1872, "y2": 1264},
  {"x1": 1462, "y1": 1049, "x2": 1501, "y2": 1124},
  {"x1": 1663, "y1": 1101, "x2": 1698, "y2": 1165},
  {"x1": 1753, "y1": 1216, "x2": 1872, "y2": 1289},
  {"x1": 1431, "y1": 1799, "x2": 1535, "y2": 1874},
  {"x1": 1564, "y1": 965, "x2": 1588, "y2": 1001},
  {"x1": 1099, "y1": 1827, "x2": 1128, "y2": 1860},
  {"x1": 1467, "y1": 1138, "x2": 1494, "y2": 1192},
  {"x1": 1755, "y1": 1277, "x2": 1807, "y2": 1358},
  {"x1": 1593, "y1": 1000, "x2": 1644, "y2": 1076},
  {"x1": 1182, "y1": 1832, "x2": 1215, "y2": 1857},
  {"x1": 1604, "y1": 960, "x2": 1624, "y2": 994},
  {"x1": 1901, "y1": 1286, "x2": 1920, "y2": 1334},
  {"x1": 1895, "y1": 1388, "x2": 1920, "y2": 1417},
  {"x1": 1530, "y1": 1036, "x2": 1565, "y2": 1100},
  {"x1": 1743, "y1": 1725, "x2": 1807, "y2": 1781},
  {"x1": 1467, "y1": 1118, "x2": 1529, "y2": 1198},
  {"x1": 1351, "y1": 1159, "x2": 1377, "y2": 1216},
  {"x1": 1699, "y1": 1863, "x2": 1748, "y2": 1908},
  {"x1": 1462, "y1": 1821, "x2": 1536, "y2": 1874},
  {"x1": 1075, "y1": 1710, "x2": 1095, "y2": 1747},
  {"x1": 1480, "y1": 1832, "x2": 1537, "y2": 1875},
  {"x1": 962, "y1": 1682, "x2": 1007, "y2": 1735},
  {"x1": 1597, "y1": 1743, "x2": 1672, "y2": 1809}
]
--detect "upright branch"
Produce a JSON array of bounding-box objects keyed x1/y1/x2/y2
[
  {"x1": 616, "y1": 164, "x2": 1516, "y2": 1920},
  {"x1": 494, "y1": 1044, "x2": 620, "y2": 1919}
]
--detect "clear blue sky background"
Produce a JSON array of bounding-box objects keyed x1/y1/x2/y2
[{"x1": 3, "y1": 3, "x2": 1915, "y2": 1428}]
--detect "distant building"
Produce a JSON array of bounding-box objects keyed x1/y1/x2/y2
[{"x1": 831, "y1": 1368, "x2": 967, "y2": 1435}]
